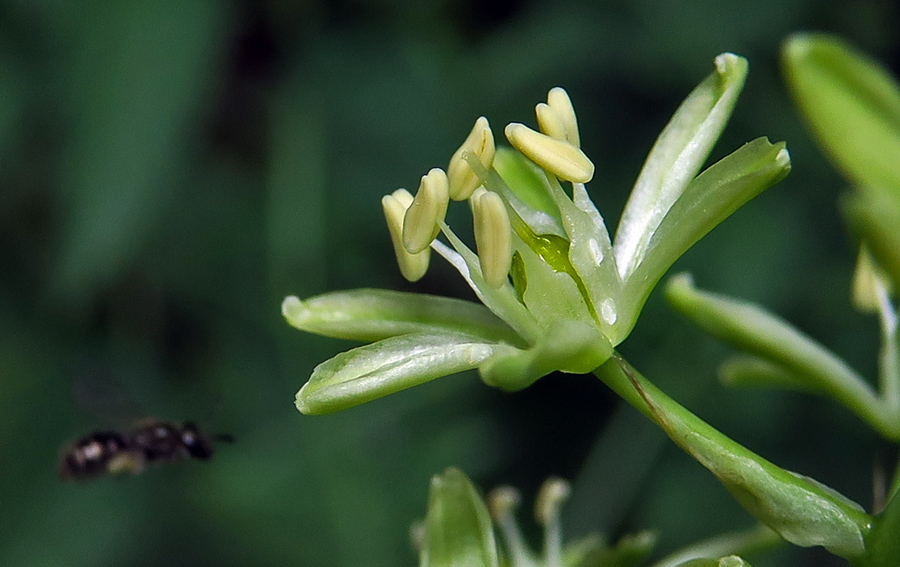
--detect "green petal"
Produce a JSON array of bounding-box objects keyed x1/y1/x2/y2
[
  {"x1": 615, "y1": 53, "x2": 748, "y2": 280},
  {"x1": 295, "y1": 332, "x2": 498, "y2": 414},
  {"x1": 544, "y1": 177, "x2": 622, "y2": 341},
  {"x1": 493, "y1": 146, "x2": 561, "y2": 221},
  {"x1": 514, "y1": 235, "x2": 597, "y2": 330},
  {"x1": 421, "y1": 468, "x2": 499, "y2": 567},
  {"x1": 622, "y1": 138, "x2": 790, "y2": 336},
  {"x1": 282, "y1": 289, "x2": 522, "y2": 345},
  {"x1": 435, "y1": 228, "x2": 542, "y2": 344},
  {"x1": 718, "y1": 355, "x2": 811, "y2": 392},
  {"x1": 466, "y1": 146, "x2": 565, "y2": 237},
  {"x1": 783, "y1": 33, "x2": 900, "y2": 193},
  {"x1": 479, "y1": 320, "x2": 612, "y2": 391}
]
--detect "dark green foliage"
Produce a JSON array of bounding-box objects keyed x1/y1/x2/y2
[{"x1": 1, "y1": 1, "x2": 897, "y2": 565}]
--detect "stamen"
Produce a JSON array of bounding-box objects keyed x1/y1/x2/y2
[
  {"x1": 488, "y1": 486, "x2": 534, "y2": 566},
  {"x1": 448, "y1": 116, "x2": 496, "y2": 201},
  {"x1": 535, "y1": 477, "x2": 571, "y2": 567},
  {"x1": 536, "y1": 103, "x2": 567, "y2": 142},
  {"x1": 504, "y1": 123, "x2": 594, "y2": 183},
  {"x1": 547, "y1": 87, "x2": 580, "y2": 147},
  {"x1": 382, "y1": 189, "x2": 430, "y2": 282},
  {"x1": 403, "y1": 168, "x2": 449, "y2": 253},
  {"x1": 472, "y1": 188, "x2": 513, "y2": 288},
  {"x1": 852, "y1": 247, "x2": 881, "y2": 313}
]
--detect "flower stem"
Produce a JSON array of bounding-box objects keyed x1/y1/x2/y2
[{"x1": 593, "y1": 353, "x2": 873, "y2": 558}]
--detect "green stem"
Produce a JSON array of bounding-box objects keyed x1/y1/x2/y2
[
  {"x1": 594, "y1": 353, "x2": 873, "y2": 559},
  {"x1": 876, "y1": 286, "x2": 900, "y2": 416},
  {"x1": 593, "y1": 354, "x2": 735, "y2": 444}
]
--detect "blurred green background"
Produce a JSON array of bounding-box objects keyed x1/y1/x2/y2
[{"x1": 1, "y1": 0, "x2": 898, "y2": 565}]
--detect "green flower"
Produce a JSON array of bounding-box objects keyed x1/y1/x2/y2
[
  {"x1": 414, "y1": 468, "x2": 655, "y2": 567},
  {"x1": 284, "y1": 53, "x2": 791, "y2": 415}
]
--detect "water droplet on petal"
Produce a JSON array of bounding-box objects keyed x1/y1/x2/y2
[
  {"x1": 600, "y1": 298, "x2": 617, "y2": 325},
  {"x1": 587, "y1": 238, "x2": 604, "y2": 264}
]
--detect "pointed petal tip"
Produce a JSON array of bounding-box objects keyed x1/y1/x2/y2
[
  {"x1": 776, "y1": 146, "x2": 791, "y2": 169},
  {"x1": 294, "y1": 384, "x2": 313, "y2": 414},
  {"x1": 282, "y1": 295, "x2": 309, "y2": 326}
]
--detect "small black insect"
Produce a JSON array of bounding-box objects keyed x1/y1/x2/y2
[{"x1": 59, "y1": 419, "x2": 233, "y2": 481}]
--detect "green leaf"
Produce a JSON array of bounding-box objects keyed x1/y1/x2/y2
[
  {"x1": 421, "y1": 468, "x2": 499, "y2": 567},
  {"x1": 53, "y1": 1, "x2": 224, "y2": 303},
  {"x1": 282, "y1": 289, "x2": 522, "y2": 345},
  {"x1": 295, "y1": 332, "x2": 499, "y2": 414},
  {"x1": 782, "y1": 33, "x2": 900, "y2": 193},
  {"x1": 624, "y1": 139, "x2": 790, "y2": 335},
  {"x1": 861, "y1": 489, "x2": 900, "y2": 567},
  {"x1": 615, "y1": 53, "x2": 748, "y2": 280}
]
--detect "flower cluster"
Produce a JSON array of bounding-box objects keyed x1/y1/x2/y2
[
  {"x1": 414, "y1": 468, "x2": 657, "y2": 567},
  {"x1": 283, "y1": 53, "x2": 791, "y2": 415}
]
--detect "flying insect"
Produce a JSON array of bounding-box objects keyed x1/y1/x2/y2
[{"x1": 59, "y1": 419, "x2": 232, "y2": 481}]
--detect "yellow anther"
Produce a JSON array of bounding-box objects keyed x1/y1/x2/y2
[
  {"x1": 487, "y1": 486, "x2": 522, "y2": 521},
  {"x1": 852, "y1": 247, "x2": 891, "y2": 313},
  {"x1": 546, "y1": 87, "x2": 580, "y2": 147},
  {"x1": 448, "y1": 116, "x2": 496, "y2": 201},
  {"x1": 535, "y1": 103, "x2": 568, "y2": 142},
  {"x1": 471, "y1": 188, "x2": 513, "y2": 288},
  {"x1": 505, "y1": 123, "x2": 594, "y2": 183},
  {"x1": 534, "y1": 477, "x2": 571, "y2": 526},
  {"x1": 402, "y1": 168, "x2": 449, "y2": 254},
  {"x1": 382, "y1": 189, "x2": 430, "y2": 282}
]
